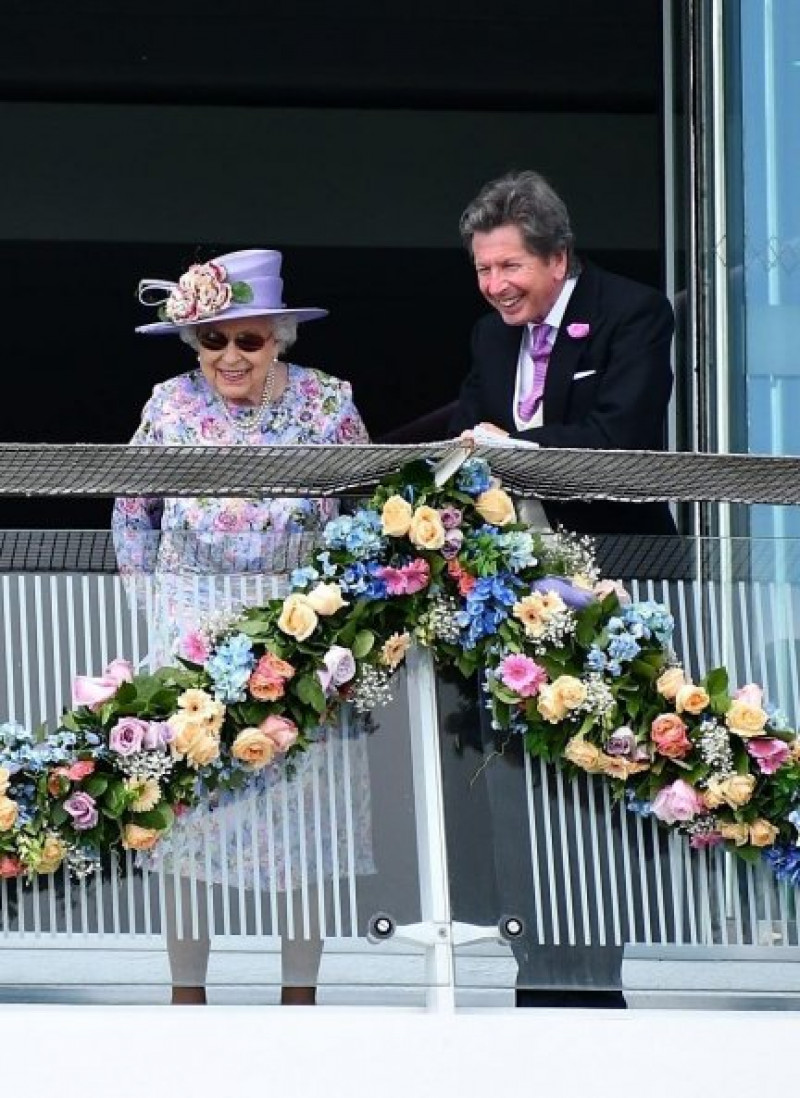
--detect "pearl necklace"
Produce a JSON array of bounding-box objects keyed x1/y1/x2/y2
[{"x1": 218, "y1": 357, "x2": 278, "y2": 437}]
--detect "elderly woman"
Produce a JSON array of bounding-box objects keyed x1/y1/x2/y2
[{"x1": 112, "y1": 248, "x2": 371, "y2": 1005}]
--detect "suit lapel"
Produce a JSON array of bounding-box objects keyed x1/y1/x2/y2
[{"x1": 543, "y1": 263, "x2": 600, "y2": 425}]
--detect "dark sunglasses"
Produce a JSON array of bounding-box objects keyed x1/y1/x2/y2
[{"x1": 197, "y1": 329, "x2": 273, "y2": 353}]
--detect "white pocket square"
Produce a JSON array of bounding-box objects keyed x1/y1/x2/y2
[{"x1": 573, "y1": 369, "x2": 597, "y2": 380}]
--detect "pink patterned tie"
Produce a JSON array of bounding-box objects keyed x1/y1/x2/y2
[{"x1": 517, "y1": 323, "x2": 553, "y2": 422}]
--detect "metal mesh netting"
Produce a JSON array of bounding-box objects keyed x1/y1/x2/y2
[{"x1": 2, "y1": 442, "x2": 800, "y2": 505}]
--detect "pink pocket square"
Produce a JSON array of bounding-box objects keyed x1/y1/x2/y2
[{"x1": 566, "y1": 322, "x2": 591, "y2": 339}]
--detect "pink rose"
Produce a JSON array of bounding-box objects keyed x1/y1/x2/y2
[
  {"x1": 735, "y1": 683, "x2": 764, "y2": 707},
  {"x1": 66, "y1": 760, "x2": 96, "y2": 782},
  {"x1": 651, "y1": 779, "x2": 705, "y2": 825},
  {"x1": 592, "y1": 578, "x2": 631, "y2": 606},
  {"x1": 0, "y1": 855, "x2": 23, "y2": 879},
  {"x1": 651, "y1": 713, "x2": 692, "y2": 759},
  {"x1": 72, "y1": 659, "x2": 134, "y2": 710},
  {"x1": 746, "y1": 737, "x2": 790, "y2": 775},
  {"x1": 690, "y1": 831, "x2": 723, "y2": 850},
  {"x1": 566, "y1": 322, "x2": 590, "y2": 339},
  {"x1": 260, "y1": 715, "x2": 299, "y2": 754},
  {"x1": 180, "y1": 630, "x2": 211, "y2": 664}
]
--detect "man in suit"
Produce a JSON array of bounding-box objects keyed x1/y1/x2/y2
[{"x1": 450, "y1": 169, "x2": 676, "y2": 536}]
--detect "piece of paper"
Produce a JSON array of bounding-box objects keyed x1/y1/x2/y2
[{"x1": 471, "y1": 425, "x2": 540, "y2": 449}]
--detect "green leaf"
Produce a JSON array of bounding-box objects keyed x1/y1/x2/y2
[
  {"x1": 132, "y1": 804, "x2": 176, "y2": 831},
  {"x1": 84, "y1": 775, "x2": 109, "y2": 797},
  {"x1": 704, "y1": 667, "x2": 729, "y2": 697},
  {"x1": 230, "y1": 280, "x2": 254, "y2": 304},
  {"x1": 50, "y1": 804, "x2": 68, "y2": 827},
  {"x1": 294, "y1": 674, "x2": 327, "y2": 715},
  {"x1": 352, "y1": 630, "x2": 376, "y2": 659}
]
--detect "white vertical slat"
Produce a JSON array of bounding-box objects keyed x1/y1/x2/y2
[
  {"x1": 690, "y1": 578, "x2": 708, "y2": 680},
  {"x1": 570, "y1": 779, "x2": 592, "y2": 946},
  {"x1": 97, "y1": 576, "x2": 109, "y2": 670},
  {"x1": 49, "y1": 576, "x2": 64, "y2": 726},
  {"x1": 295, "y1": 774, "x2": 311, "y2": 940},
  {"x1": 554, "y1": 769, "x2": 576, "y2": 946},
  {"x1": 233, "y1": 792, "x2": 248, "y2": 936},
  {"x1": 247, "y1": 784, "x2": 264, "y2": 939},
  {"x1": 2, "y1": 576, "x2": 17, "y2": 722},
  {"x1": 617, "y1": 798, "x2": 637, "y2": 943},
  {"x1": 278, "y1": 776, "x2": 295, "y2": 939},
  {"x1": 712, "y1": 847, "x2": 728, "y2": 945},
  {"x1": 311, "y1": 755, "x2": 328, "y2": 939},
  {"x1": 339, "y1": 710, "x2": 359, "y2": 938},
  {"x1": 634, "y1": 817, "x2": 653, "y2": 945},
  {"x1": 538, "y1": 758, "x2": 560, "y2": 945},
  {"x1": 18, "y1": 578, "x2": 33, "y2": 731},
  {"x1": 522, "y1": 753, "x2": 546, "y2": 946},
  {"x1": 601, "y1": 783, "x2": 622, "y2": 947},
  {"x1": 683, "y1": 842, "x2": 699, "y2": 944},
  {"x1": 109, "y1": 853, "x2": 122, "y2": 937},
  {"x1": 216, "y1": 804, "x2": 233, "y2": 938},
  {"x1": 325, "y1": 734, "x2": 343, "y2": 937},
  {"x1": 265, "y1": 784, "x2": 280, "y2": 936},
  {"x1": 649, "y1": 816, "x2": 667, "y2": 942},
  {"x1": 751, "y1": 583, "x2": 769, "y2": 692},
  {"x1": 585, "y1": 775, "x2": 606, "y2": 947},
  {"x1": 33, "y1": 576, "x2": 48, "y2": 727}
]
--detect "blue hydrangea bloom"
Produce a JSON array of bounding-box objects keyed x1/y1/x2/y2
[
  {"x1": 764, "y1": 844, "x2": 800, "y2": 887},
  {"x1": 207, "y1": 633, "x2": 256, "y2": 703},
  {"x1": 455, "y1": 458, "x2": 492, "y2": 497}
]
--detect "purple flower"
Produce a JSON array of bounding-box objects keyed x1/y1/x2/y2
[
  {"x1": 531, "y1": 576, "x2": 595, "y2": 610},
  {"x1": 566, "y1": 322, "x2": 590, "y2": 339},
  {"x1": 441, "y1": 529, "x2": 464, "y2": 560},
  {"x1": 63, "y1": 791, "x2": 98, "y2": 831},
  {"x1": 605, "y1": 727, "x2": 637, "y2": 757},
  {"x1": 142, "y1": 721, "x2": 175, "y2": 750},
  {"x1": 108, "y1": 716, "x2": 148, "y2": 756},
  {"x1": 439, "y1": 506, "x2": 463, "y2": 530}
]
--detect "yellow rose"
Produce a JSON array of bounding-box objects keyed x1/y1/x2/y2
[
  {"x1": 790, "y1": 738, "x2": 800, "y2": 763},
  {"x1": 551, "y1": 675, "x2": 588, "y2": 711},
  {"x1": 277, "y1": 593, "x2": 319, "y2": 641},
  {"x1": 725, "y1": 699, "x2": 768, "y2": 738},
  {"x1": 381, "y1": 495, "x2": 414, "y2": 537},
  {"x1": 563, "y1": 737, "x2": 605, "y2": 773},
  {"x1": 537, "y1": 684, "x2": 568, "y2": 724},
  {"x1": 306, "y1": 583, "x2": 348, "y2": 616},
  {"x1": 656, "y1": 667, "x2": 686, "y2": 701},
  {"x1": 675, "y1": 683, "x2": 710, "y2": 715},
  {"x1": 475, "y1": 488, "x2": 517, "y2": 527},
  {"x1": 232, "y1": 727, "x2": 276, "y2": 770},
  {"x1": 380, "y1": 631, "x2": 411, "y2": 670},
  {"x1": 749, "y1": 819, "x2": 779, "y2": 847},
  {"x1": 705, "y1": 773, "x2": 756, "y2": 810},
  {"x1": 408, "y1": 506, "x2": 446, "y2": 550},
  {"x1": 122, "y1": 824, "x2": 162, "y2": 852},
  {"x1": 0, "y1": 795, "x2": 18, "y2": 832},
  {"x1": 600, "y1": 755, "x2": 650, "y2": 780},
  {"x1": 169, "y1": 712, "x2": 207, "y2": 753},
  {"x1": 718, "y1": 820, "x2": 750, "y2": 847},
  {"x1": 0, "y1": 766, "x2": 9, "y2": 797},
  {"x1": 36, "y1": 834, "x2": 66, "y2": 874}
]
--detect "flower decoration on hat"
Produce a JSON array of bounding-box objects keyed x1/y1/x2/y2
[{"x1": 142, "y1": 261, "x2": 255, "y2": 326}]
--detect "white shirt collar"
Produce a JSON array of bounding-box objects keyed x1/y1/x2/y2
[{"x1": 529, "y1": 276, "x2": 578, "y2": 335}]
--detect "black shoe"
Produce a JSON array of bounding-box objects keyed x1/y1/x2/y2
[{"x1": 515, "y1": 988, "x2": 626, "y2": 1009}]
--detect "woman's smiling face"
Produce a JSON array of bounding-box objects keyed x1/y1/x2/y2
[{"x1": 195, "y1": 316, "x2": 278, "y2": 405}]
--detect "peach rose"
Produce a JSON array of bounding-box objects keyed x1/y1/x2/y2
[
  {"x1": 0, "y1": 795, "x2": 18, "y2": 832},
  {"x1": 277, "y1": 593, "x2": 319, "y2": 641},
  {"x1": 381, "y1": 495, "x2": 414, "y2": 537},
  {"x1": 0, "y1": 767, "x2": 9, "y2": 797},
  {"x1": 725, "y1": 699, "x2": 768, "y2": 738},
  {"x1": 551, "y1": 675, "x2": 588, "y2": 711},
  {"x1": 651, "y1": 713, "x2": 692, "y2": 759},
  {"x1": 675, "y1": 683, "x2": 710, "y2": 715},
  {"x1": 600, "y1": 755, "x2": 650, "y2": 780},
  {"x1": 704, "y1": 773, "x2": 756, "y2": 810},
  {"x1": 563, "y1": 737, "x2": 605, "y2": 773},
  {"x1": 182, "y1": 728, "x2": 220, "y2": 769},
  {"x1": 306, "y1": 583, "x2": 348, "y2": 616},
  {"x1": 475, "y1": 488, "x2": 516, "y2": 527},
  {"x1": 537, "y1": 684, "x2": 568, "y2": 724},
  {"x1": 232, "y1": 727, "x2": 276, "y2": 770},
  {"x1": 749, "y1": 819, "x2": 779, "y2": 847},
  {"x1": 122, "y1": 824, "x2": 162, "y2": 852},
  {"x1": 717, "y1": 820, "x2": 750, "y2": 847},
  {"x1": 408, "y1": 506, "x2": 446, "y2": 550},
  {"x1": 36, "y1": 834, "x2": 66, "y2": 874},
  {"x1": 656, "y1": 667, "x2": 686, "y2": 701}
]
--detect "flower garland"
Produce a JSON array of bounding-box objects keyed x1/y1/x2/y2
[{"x1": 2, "y1": 457, "x2": 800, "y2": 885}]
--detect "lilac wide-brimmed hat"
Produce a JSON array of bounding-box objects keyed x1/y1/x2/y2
[{"x1": 135, "y1": 248, "x2": 328, "y2": 334}]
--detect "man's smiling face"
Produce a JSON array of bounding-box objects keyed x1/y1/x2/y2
[{"x1": 472, "y1": 223, "x2": 567, "y2": 326}]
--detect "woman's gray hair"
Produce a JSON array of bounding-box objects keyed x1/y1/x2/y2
[
  {"x1": 459, "y1": 170, "x2": 579, "y2": 275},
  {"x1": 179, "y1": 314, "x2": 299, "y2": 353}
]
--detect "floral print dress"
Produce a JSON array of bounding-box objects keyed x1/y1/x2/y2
[{"x1": 112, "y1": 365, "x2": 374, "y2": 897}]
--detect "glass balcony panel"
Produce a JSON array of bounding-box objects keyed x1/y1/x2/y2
[
  {"x1": 440, "y1": 533, "x2": 800, "y2": 1006},
  {"x1": 0, "y1": 533, "x2": 437, "y2": 1005}
]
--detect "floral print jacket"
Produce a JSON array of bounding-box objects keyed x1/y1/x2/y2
[{"x1": 112, "y1": 365, "x2": 369, "y2": 576}]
